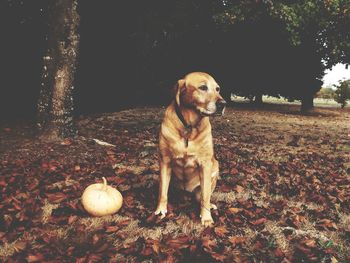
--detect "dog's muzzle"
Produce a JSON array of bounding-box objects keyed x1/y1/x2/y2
[{"x1": 215, "y1": 99, "x2": 227, "y2": 116}]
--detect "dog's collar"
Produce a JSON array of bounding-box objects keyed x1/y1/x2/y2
[{"x1": 175, "y1": 103, "x2": 193, "y2": 147}]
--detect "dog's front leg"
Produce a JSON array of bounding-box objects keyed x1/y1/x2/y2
[
  {"x1": 199, "y1": 162, "x2": 214, "y2": 227},
  {"x1": 155, "y1": 159, "x2": 171, "y2": 218}
]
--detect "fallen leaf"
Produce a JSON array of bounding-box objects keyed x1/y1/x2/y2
[
  {"x1": 230, "y1": 168, "x2": 239, "y2": 175},
  {"x1": 105, "y1": 226, "x2": 120, "y2": 235},
  {"x1": 27, "y1": 253, "x2": 44, "y2": 262},
  {"x1": 304, "y1": 239, "x2": 316, "y2": 248},
  {"x1": 13, "y1": 241, "x2": 26, "y2": 252},
  {"x1": 228, "y1": 207, "x2": 242, "y2": 214},
  {"x1": 235, "y1": 185, "x2": 244, "y2": 193},
  {"x1": 202, "y1": 236, "x2": 217, "y2": 251},
  {"x1": 166, "y1": 236, "x2": 190, "y2": 249},
  {"x1": 68, "y1": 215, "x2": 78, "y2": 224},
  {"x1": 141, "y1": 247, "x2": 153, "y2": 256},
  {"x1": 317, "y1": 219, "x2": 338, "y2": 230},
  {"x1": 27, "y1": 178, "x2": 39, "y2": 191},
  {"x1": 211, "y1": 251, "x2": 226, "y2": 262},
  {"x1": 214, "y1": 226, "x2": 229, "y2": 237},
  {"x1": 229, "y1": 236, "x2": 246, "y2": 246},
  {"x1": 46, "y1": 192, "x2": 67, "y2": 203},
  {"x1": 250, "y1": 218, "x2": 267, "y2": 225},
  {"x1": 61, "y1": 139, "x2": 72, "y2": 145},
  {"x1": 274, "y1": 248, "x2": 284, "y2": 257}
]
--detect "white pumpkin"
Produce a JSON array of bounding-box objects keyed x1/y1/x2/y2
[{"x1": 81, "y1": 177, "x2": 123, "y2": 216}]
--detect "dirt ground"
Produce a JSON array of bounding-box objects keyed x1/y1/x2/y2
[{"x1": 0, "y1": 104, "x2": 350, "y2": 262}]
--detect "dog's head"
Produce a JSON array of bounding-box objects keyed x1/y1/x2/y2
[{"x1": 174, "y1": 72, "x2": 226, "y2": 116}]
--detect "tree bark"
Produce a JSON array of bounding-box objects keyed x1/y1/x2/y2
[
  {"x1": 221, "y1": 89, "x2": 231, "y2": 104},
  {"x1": 37, "y1": 0, "x2": 80, "y2": 141},
  {"x1": 301, "y1": 94, "x2": 314, "y2": 113},
  {"x1": 254, "y1": 92, "x2": 263, "y2": 105}
]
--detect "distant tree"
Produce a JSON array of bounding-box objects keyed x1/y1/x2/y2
[
  {"x1": 214, "y1": 0, "x2": 350, "y2": 112},
  {"x1": 269, "y1": 0, "x2": 350, "y2": 111},
  {"x1": 334, "y1": 80, "x2": 350, "y2": 108},
  {"x1": 37, "y1": 0, "x2": 80, "y2": 140},
  {"x1": 316, "y1": 87, "x2": 335, "y2": 99},
  {"x1": 254, "y1": 92, "x2": 263, "y2": 105}
]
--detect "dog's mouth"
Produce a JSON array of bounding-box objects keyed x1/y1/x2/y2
[
  {"x1": 198, "y1": 108, "x2": 215, "y2": 117},
  {"x1": 198, "y1": 107, "x2": 226, "y2": 117},
  {"x1": 215, "y1": 105, "x2": 226, "y2": 116}
]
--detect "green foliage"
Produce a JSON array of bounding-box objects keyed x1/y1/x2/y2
[
  {"x1": 212, "y1": 0, "x2": 349, "y2": 110},
  {"x1": 270, "y1": 0, "x2": 350, "y2": 68},
  {"x1": 2, "y1": 0, "x2": 349, "y2": 113},
  {"x1": 213, "y1": 1, "x2": 267, "y2": 26},
  {"x1": 334, "y1": 79, "x2": 350, "y2": 108},
  {"x1": 317, "y1": 87, "x2": 335, "y2": 99},
  {"x1": 214, "y1": 0, "x2": 350, "y2": 69}
]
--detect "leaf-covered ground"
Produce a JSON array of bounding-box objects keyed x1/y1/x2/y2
[{"x1": 1, "y1": 104, "x2": 350, "y2": 262}]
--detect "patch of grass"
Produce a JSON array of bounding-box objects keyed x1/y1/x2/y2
[
  {"x1": 41, "y1": 199, "x2": 59, "y2": 224},
  {"x1": 0, "y1": 232, "x2": 35, "y2": 259},
  {"x1": 338, "y1": 145, "x2": 350, "y2": 152},
  {"x1": 264, "y1": 221, "x2": 291, "y2": 254}
]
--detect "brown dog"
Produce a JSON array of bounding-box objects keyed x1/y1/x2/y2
[{"x1": 155, "y1": 72, "x2": 226, "y2": 227}]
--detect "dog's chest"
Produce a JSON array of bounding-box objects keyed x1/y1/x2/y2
[
  {"x1": 173, "y1": 154, "x2": 198, "y2": 168},
  {"x1": 171, "y1": 153, "x2": 201, "y2": 192}
]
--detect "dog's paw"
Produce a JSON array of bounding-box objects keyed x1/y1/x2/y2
[
  {"x1": 155, "y1": 203, "x2": 168, "y2": 219},
  {"x1": 200, "y1": 209, "x2": 214, "y2": 227},
  {"x1": 154, "y1": 208, "x2": 167, "y2": 219},
  {"x1": 201, "y1": 215, "x2": 214, "y2": 227}
]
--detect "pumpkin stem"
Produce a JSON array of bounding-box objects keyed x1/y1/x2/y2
[{"x1": 102, "y1": 177, "x2": 107, "y2": 190}]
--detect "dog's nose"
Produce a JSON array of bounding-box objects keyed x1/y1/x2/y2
[{"x1": 216, "y1": 99, "x2": 227, "y2": 106}]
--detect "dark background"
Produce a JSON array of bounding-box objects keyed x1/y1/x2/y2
[{"x1": 0, "y1": 0, "x2": 346, "y2": 121}]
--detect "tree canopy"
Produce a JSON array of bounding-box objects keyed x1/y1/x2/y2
[
  {"x1": 199, "y1": 0, "x2": 350, "y2": 107},
  {"x1": 334, "y1": 79, "x2": 350, "y2": 108},
  {"x1": 1, "y1": 0, "x2": 350, "y2": 119}
]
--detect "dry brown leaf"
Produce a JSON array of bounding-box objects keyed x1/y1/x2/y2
[
  {"x1": 235, "y1": 185, "x2": 244, "y2": 193},
  {"x1": 304, "y1": 239, "x2": 316, "y2": 248},
  {"x1": 211, "y1": 251, "x2": 226, "y2": 262},
  {"x1": 166, "y1": 236, "x2": 190, "y2": 249},
  {"x1": 13, "y1": 241, "x2": 26, "y2": 252},
  {"x1": 229, "y1": 236, "x2": 246, "y2": 246},
  {"x1": 27, "y1": 253, "x2": 44, "y2": 262},
  {"x1": 274, "y1": 248, "x2": 285, "y2": 257},
  {"x1": 202, "y1": 236, "x2": 217, "y2": 251},
  {"x1": 250, "y1": 218, "x2": 267, "y2": 225},
  {"x1": 46, "y1": 192, "x2": 67, "y2": 203},
  {"x1": 214, "y1": 226, "x2": 229, "y2": 237},
  {"x1": 61, "y1": 138, "x2": 72, "y2": 145},
  {"x1": 105, "y1": 225, "x2": 119, "y2": 233},
  {"x1": 228, "y1": 207, "x2": 242, "y2": 214}
]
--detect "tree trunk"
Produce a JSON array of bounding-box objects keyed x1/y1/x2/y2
[
  {"x1": 37, "y1": 0, "x2": 80, "y2": 141},
  {"x1": 301, "y1": 94, "x2": 314, "y2": 113},
  {"x1": 221, "y1": 89, "x2": 231, "y2": 104},
  {"x1": 254, "y1": 92, "x2": 263, "y2": 105}
]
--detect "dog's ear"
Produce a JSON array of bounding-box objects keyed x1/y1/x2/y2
[{"x1": 174, "y1": 79, "x2": 185, "y2": 106}]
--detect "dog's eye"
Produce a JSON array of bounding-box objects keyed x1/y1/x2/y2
[
  {"x1": 199, "y1": 85, "x2": 208, "y2": 91},
  {"x1": 216, "y1": 87, "x2": 220, "y2": 92}
]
